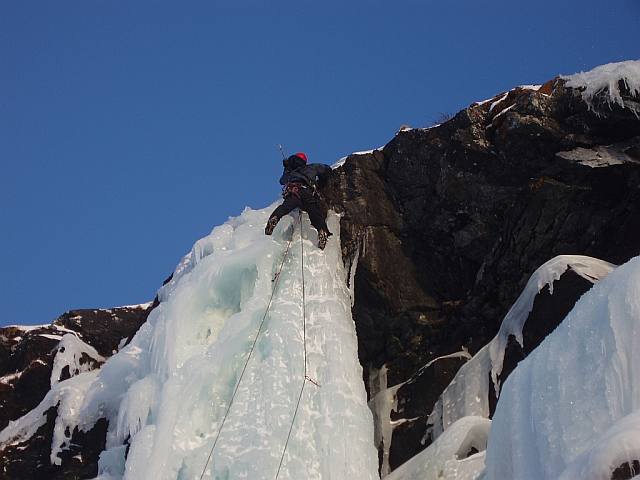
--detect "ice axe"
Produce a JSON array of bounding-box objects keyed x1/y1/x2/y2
[{"x1": 278, "y1": 144, "x2": 287, "y2": 160}]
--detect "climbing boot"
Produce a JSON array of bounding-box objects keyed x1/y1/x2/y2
[
  {"x1": 265, "y1": 216, "x2": 279, "y2": 235},
  {"x1": 317, "y1": 230, "x2": 331, "y2": 250}
]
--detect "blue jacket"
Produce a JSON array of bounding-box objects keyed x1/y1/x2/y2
[{"x1": 279, "y1": 163, "x2": 332, "y2": 188}]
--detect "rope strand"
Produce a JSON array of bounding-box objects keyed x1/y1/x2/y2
[
  {"x1": 274, "y1": 211, "x2": 309, "y2": 479},
  {"x1": 197, "y1": 212, "x2": 313, "y2": 480},
  {"x1": 198, "y1": 218, "x2": 297, "y2": 480}
]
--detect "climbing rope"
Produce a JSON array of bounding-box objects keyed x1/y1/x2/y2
[
  {"x1": 198, "y1": 212, "x2": 317, "y2": 480},
  {"x1": 274, "y1": 210, "x2": 312, "y2": 478},
  {"x1": 198, "y1": 217, "x2": 298, "y2": 480}
]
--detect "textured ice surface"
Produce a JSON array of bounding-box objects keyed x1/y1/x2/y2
[
  {"x1": 385, "y1": 416, "x2": 490, "y2": 480},
  {"x1": 563, "y1": 60, "x2": 640, "y2": 116},
  {"x1": 557, "y1": 410, "x2": 640, "y2": 480},
  {"x1": 427, "y1": 256, "x2": 614, "y2": 440},
  {"x1": 485, "y1": 255, "x2": 640, "y2": 480},
  {"x1": 0, "y1": 203, "x2": 378, "y2": 480}
]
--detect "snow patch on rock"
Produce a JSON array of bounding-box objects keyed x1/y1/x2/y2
[
  {"x1": 333, "y1": 148, "x2": 381, "y2": 168},
  {"x1": 562, "y1": 60, "x2": 640, "y2": 116},
  {"x1": 51, "y1": 334, "x2": 105, "y2": 386}
]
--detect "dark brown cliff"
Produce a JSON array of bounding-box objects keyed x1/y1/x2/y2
[{"x1": 323, "y1": 78, "x2": 640, "y2": 471}]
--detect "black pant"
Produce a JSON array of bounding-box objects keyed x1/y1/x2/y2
[{"x1": 270, "y1": 188, "x2": 330, "y2": 233}]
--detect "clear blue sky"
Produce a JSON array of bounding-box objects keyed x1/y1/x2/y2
[{"x1": 1, "y1": 1, "x2": 639, "y2": 326}]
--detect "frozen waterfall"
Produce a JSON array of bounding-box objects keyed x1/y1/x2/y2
[{"x1": 0, "y1": 204, "x2": 379, "y2": 480}]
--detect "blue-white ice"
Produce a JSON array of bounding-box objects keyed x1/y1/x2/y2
[
  {"x1": 485, "y1": 255, "x2": 640, "y2": 479},
  {"x1": 426, "y1": 255, "x2": 614, "y2": 440},
  {"x1": 0, "y1": 204, "x2": 379, "y2": 480}
]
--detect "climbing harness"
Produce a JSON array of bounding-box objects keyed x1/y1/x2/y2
[
  {"x1": 282, "y1": 182, "x2": 321, "y2": 203},
  {"x1": 282, "y1": 182, "x2": 305, "y2": 200},
  {"x1": 198, "y1": 211, "x2": 318, "y2": 480}
]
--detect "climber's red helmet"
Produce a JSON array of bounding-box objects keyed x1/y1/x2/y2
[{"x1": 294, "y1": 152, "x2": 308, "y2": 163}]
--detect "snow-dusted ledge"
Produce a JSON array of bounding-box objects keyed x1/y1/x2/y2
[
  {"x1": 332, "y1": 148, "x2": 383, "y2": 169},
  {"x1": 562, "y1": 59, "x2": 640, "y2": 117}
]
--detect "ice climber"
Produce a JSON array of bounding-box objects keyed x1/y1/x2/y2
[{"x1": 264, "y1": 152, "x2": 333, "y2": 250}]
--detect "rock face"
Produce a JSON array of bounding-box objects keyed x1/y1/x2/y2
[
  {"x1": 323, "y1": 79, "x2": 640, "y2": 472},
  {"x1": 0, "y1": 305, "x2": 152, "y2": 479},
  {"x1": 1, "y1": 74, "x2": 640, "y2": 479}
]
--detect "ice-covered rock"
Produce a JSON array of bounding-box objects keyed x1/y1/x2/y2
[
  {"x1": 426, "y1": 256, "x2": 614, "y2": 440},
  {"x1": 51, "y1": 334, "x2": 105, "y2": 386},
  {"x1": 485, "y1": 255, "x2": 640, "y2": 479},
  {"x1": 384, "y1": 416, "x2": 489, "y2": 480},
  {"x1": 0, "y1": 370, "x2": 99, "y2": 465},
  {"x1": 369, "y1": 351, "x2": 471, "y2": 476},
  {"x1": 0, "y1": 304, "x2": 152, "y2": 479}
]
